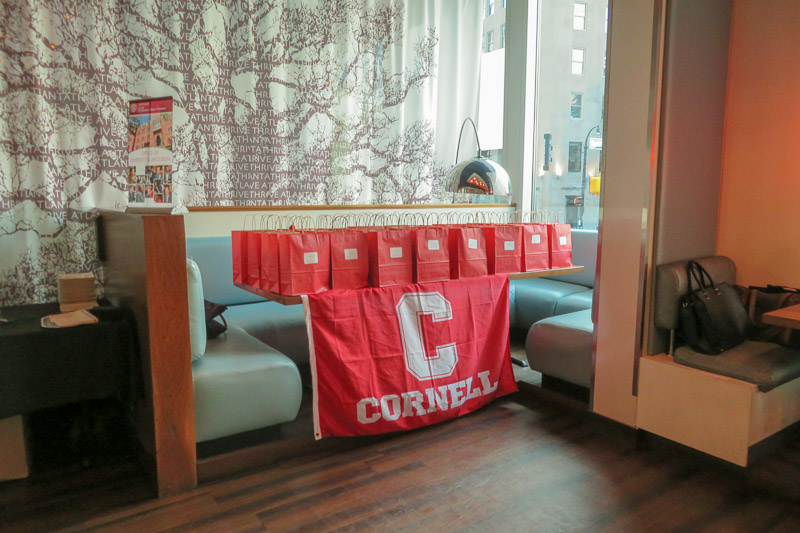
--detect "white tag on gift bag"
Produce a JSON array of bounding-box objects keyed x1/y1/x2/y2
[
  {"x1": 304, "y1": 252, "x2": 319, "y2": 264},
  {"x1": 344, "y1": 248, "x2": 358, "y2": 260},
  {"x1": 559, "y1": 236, "x2": 567, "y2": 246},
  {"x1": 468, "y1": 238, "x2": 478, "y2": 249},
  {"x1": 531, "y1": 234, "x2": 541, "y2": 244},
  {"x1": 427, "y1": 239, "x2": 440, "y2": 251},
  {"x1": 390, "y1": 247, "x2": 403, "y2": 258},
  {"x1": 504, "y1": 240, "x2": 515, "y2": 251}
]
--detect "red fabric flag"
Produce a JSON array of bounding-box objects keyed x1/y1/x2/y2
[{"x1": 303, "y1": 275, "x2": 517, "y2": 439}]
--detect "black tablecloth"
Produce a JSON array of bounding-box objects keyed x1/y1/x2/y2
[{"x1": 0, "y1": 302, "x2": 139, "y2": 419}]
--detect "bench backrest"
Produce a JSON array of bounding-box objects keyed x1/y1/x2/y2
[
  {"x1": 185, "y1": 236, "x2": 266, "y2": 306},
  {"x1": 654, "y1": 255, "x2": 737, "y2": 331},
  {"x1": 548, "y1": 229, "x2": 598, "y2": 288}
]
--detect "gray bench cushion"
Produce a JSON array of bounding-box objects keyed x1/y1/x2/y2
[
  {"x1": 526, "y1": 309, "x2": 594, "y2": 388},
  {"x1": 224, "y1": 301, "x2": 309, "y2": 365},
  {"x1": 554, "y1": 289, "x2": 593, "y2": 316},
  {"x1": 513, "y1": 279, "x2": 587, "y2": 330},
  {"x1": 192, "y1": 326, "x2": 303, "y2": 442},
  {"x1": 674, "y1": 340, "x2": 800, "y2": 392}
]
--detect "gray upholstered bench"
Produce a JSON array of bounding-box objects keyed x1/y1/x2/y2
[
  {"x1": 525, "y1": 309, "x2": 593, "y2": 388},
  {"x1": 636, "y1": 255, "x2": 800, "y2": 466},
  {"x1": 654, "y1": 256, "x2": 800, "y2": 392},
  {"x1": 186, "y1": 236, "x2": 309, "y2": 365},
  {"x1": 187, "y1": 259, "x2": 302, "y2": 444}
]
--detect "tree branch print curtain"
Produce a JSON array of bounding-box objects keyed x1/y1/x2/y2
[{"x1": 0, "y1": 0, "x2": 482, "y2": 305}]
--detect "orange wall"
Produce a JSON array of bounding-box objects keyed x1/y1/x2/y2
[{"x1": 717, "y1": 0, "x2": 800, "y2": 287}]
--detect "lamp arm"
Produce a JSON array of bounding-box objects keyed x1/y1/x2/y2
[{"x1": 454, "y1": 118, "x2": 481, "y2": 165}]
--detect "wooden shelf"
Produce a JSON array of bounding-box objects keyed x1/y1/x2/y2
[
  {"x1": 235, "y1": 266, "x2": 584, "y2": 305},
  {"x1": 762, "y1": 303, "x2": 800, "y2": 330},
  {"x1": 508, "y1": 266, "x2": 584, "y2": 279},
  {"x1": 234, "y1": 283, "x2": 303, "y2": 305}
]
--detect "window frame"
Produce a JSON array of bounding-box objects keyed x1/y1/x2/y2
[
  {"x1": 568, "y1": 141, "x2": 583, "y2": 172},
  {"x1": 571, "y1": 47, "x2": 585, "y2": 76},
  {"x1": 573, "y1": 2, "x2": 587, "y2": 31},
  {"x1": 570, "y1": 92, "x2": 583, "y2": 119}
]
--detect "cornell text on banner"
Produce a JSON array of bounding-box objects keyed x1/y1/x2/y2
[{"x1": 302, "y1": 275, "x2": 517, "y2": 439}]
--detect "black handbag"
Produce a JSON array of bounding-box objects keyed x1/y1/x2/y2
[
  {"x1": 204, "y1": 300, "x2": 228, "y2": 339},
  {"x1": 678, "y1": 260, "x2": 750, "y2": 354}
]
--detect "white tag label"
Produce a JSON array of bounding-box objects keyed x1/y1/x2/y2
[
  {"x1": 344, "y1": 248, "x2": 358, "y2": 260},
  {"x1": 427, "y1": 239, "x2": 440, "y2": 251},
  {"x1": 303, "y1": 252, "x2": 319, "y2": 264},
  {"x1": 468, "y1": 238, "x2": 478, "y2": 249},
  {"x1": 531, "y1": 234, "x2": 541, "y2": 244},
  {"x1": 559, "y1": 236, "x2": 567, "y2": 246},
  {"x1": 390, "y1": 247, "x2": 403, "y2": 258},
  {"x1": 504, "y1": 240, "x2": 515, "y2": 251}
]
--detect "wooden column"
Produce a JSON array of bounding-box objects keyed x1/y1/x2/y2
[{"x1": 101, "y1": 211, "x2": 196, "y2": 497}]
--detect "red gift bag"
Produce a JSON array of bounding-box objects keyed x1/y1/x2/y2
[
  {"x1": 246, "y1": 231, "x2": 263, "y2": 288},
  {"x1": 266, "y1": 232, "x2": 281, "y2": 293},
  {"x1": 231, "y1": 230, "x2": 248, "y2": 284},
  {"x1": 484, "y1": 225, "x2": 522, "y2": 274},
  {"x1": 278, "y1": 231, "x2": 331, "y2": 295},
  {"x1": 548, "y1": 223, "x2": 573, "y2": 268},
  {"x1": 414, "y1": 226, "x2": 450, "y2": 283},
  {"x1": 330, "y1": 230, "x2": 369, "y2": 290},
  {"x1": 368, "y1": 228, "x2": 413, "y2": 287},
  {"x1": 449, "y1": 226, "x2": 488, "y2": 279},
  {"x1": 520, "y1": 223, "x2": 550, "y2": 271}
]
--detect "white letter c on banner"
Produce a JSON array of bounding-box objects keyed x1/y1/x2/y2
[{"x1": 396, "y1": 292, "x2": 458, "y2": 380}]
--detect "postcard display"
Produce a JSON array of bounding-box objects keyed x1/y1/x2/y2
[{"x1": 127, "y1": 98, "x2": 174, "y2": 208}]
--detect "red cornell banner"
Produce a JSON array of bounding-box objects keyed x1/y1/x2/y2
[{"x1": 303, "y1": 275, "x2": 517, "y2": 439}]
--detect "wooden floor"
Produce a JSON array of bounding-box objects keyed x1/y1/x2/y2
[{"x1": 2, "y1": 393, "x2": 800, "y2": 533}]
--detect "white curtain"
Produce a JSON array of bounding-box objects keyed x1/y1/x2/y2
[{"x1": 0, "y1": 0, "x2": 482, "y2": 305}]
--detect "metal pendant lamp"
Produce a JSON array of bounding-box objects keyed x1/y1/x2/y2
[{"x1": 446, "y1": 118, "x2": 511, "y2": 202}]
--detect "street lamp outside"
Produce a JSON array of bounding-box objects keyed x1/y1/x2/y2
[{"x1": 579, "y1": 125, "x2": 600, "y2": 228}]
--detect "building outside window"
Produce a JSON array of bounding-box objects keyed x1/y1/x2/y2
[
  {"x1": 573, "y1": 2, "x2": 587, "y2": 30},
  {"x1": 570, "y1": 93, "x2": 583, "y2": 119},
  {"x1": 571, "y1": 48, "x2": 585, "y2": 75},
  {"x1": 487, "y1": 0, "x2": 495, "y2": 17},
  {"x1": 568, "y1": 141, "x2": 582, "y2": 172},
  {"x1": 500, "y1": 24, "x2": 506, "y2": 49},
  {"x1": 486, "y1": 30, "x2": 494, "y2": 52}
]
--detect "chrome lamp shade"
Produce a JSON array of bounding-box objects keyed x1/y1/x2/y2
[{"x1": 445, "y1": 118, "x2": 512, "y2": 203}]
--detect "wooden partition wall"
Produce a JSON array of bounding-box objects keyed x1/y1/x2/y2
[{"x1": 99, "y1": 210, "x2": 196, "y2": 497}]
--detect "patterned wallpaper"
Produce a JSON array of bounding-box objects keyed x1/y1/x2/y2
[{"x1": 0, "y1": 0, "x2": 481, "y2": 304}]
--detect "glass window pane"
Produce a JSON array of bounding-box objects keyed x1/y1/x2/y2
[
  {"x1": 568, "y1": 142, "x2": 582, "y2": 172},
  {"x1": 533, "y1": 0, "x2": 608, "y2": 230}
]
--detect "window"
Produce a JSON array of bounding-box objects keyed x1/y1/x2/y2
[
  {"x1": 503, "y1": 0, "x2": 507, "y2": 8},
  {"x1": 570, "y1": 93, "x2": 582, "y2": 119},
  {"x1": 568, "y1": 142, "x2": 582, "y2": 172},
  {"x1": 573, "y1": 2, "x2": 587, "y2": 30},
  {"x1": 605, "y1": 6, "x2": 609, "y2": 33},
  {"x1": 487, "y1": 0, "x2": 495, "y2": 17},
  {"x1": 500, "y1": 24, "x2": 506, "y2": 49},
  {"x1": 571, "y1": 48, "x2": 585, "y2": 75},
  {"x1": 486, "y1": 30, "x2": 494, "y2": 53}
]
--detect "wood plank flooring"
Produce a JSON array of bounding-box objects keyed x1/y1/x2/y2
[{"x1": 2, "y1": 393, "x2": 799, "y2": 532}]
